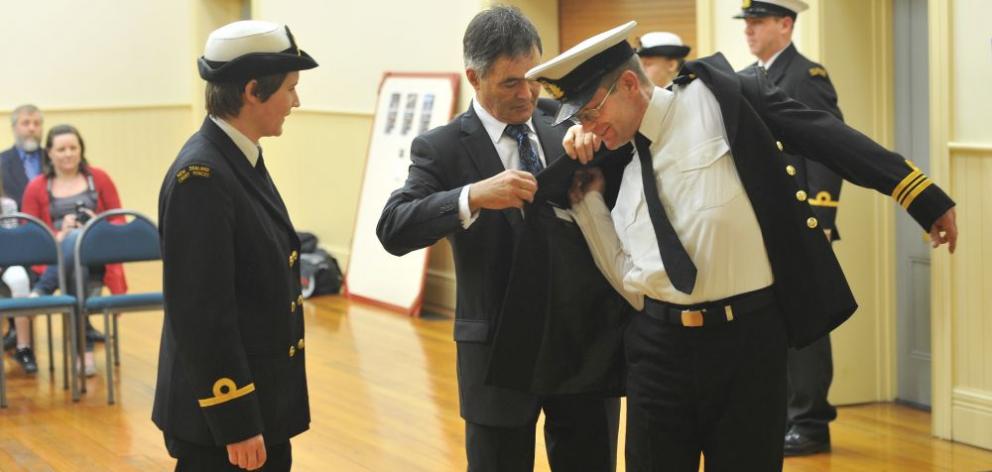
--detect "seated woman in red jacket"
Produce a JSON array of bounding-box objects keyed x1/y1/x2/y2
[{"x1": 21, "y1": 124, "x2": 127, "y2": 376}]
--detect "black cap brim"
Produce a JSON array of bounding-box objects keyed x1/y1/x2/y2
[
  {"x1": 552, "y1": 83, "x2": 598, "y2": 127},
  {"x1": 198, "y1": 49, "x2": 318, "y2": 82},
  {"x1": 637, "y1": 45, "x2": 691, "y2": 59}
]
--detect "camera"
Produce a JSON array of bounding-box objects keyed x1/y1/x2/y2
[{"x1": 74, "y1": 202, "x2": 92, "y2": 226}]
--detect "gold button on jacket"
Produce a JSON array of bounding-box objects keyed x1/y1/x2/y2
[
  {"x1": 807, "y1": 217, "x2": 819, "y2": 229},
  {"x1": 786, "y1": 165, "x2": 796, "y2": 176},
  {"x1": 796, "y1": 190, "x2": 807, "y2": 201}
]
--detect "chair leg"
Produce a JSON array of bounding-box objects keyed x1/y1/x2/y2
[
  {"x1": 62, "y1": 315, "x2": 69, "y2": 390},
  {"x1": 69, "y1": 309, "x2": 80, "y2": 401},
  {"x1": 47, "y1": 314, "x2": 55, "y2": 373},
  {"x1": 1, "y1": 337, "x2": 7, "y2": 409},
  {"x1": 104, "y1": 310, "x2": 114, "y2": 405},
  {"x1": 78, "y1": 313, "x2": 87, "y2": 395},
  {"x1": 113, "y1": 313, "x2": 120, "y2": 366}
]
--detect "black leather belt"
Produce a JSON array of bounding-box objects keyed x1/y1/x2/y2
[{"x1": 643, "y1": 287, "x2": 776, "y2": 328}]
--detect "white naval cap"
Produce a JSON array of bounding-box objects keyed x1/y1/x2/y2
[
  {"x1": 198, "y1": 20, "x2": 318, "y2": 83},
  {"x1": 733, "y1": 0, "x2": 809, "y2": 19},
  {"x1": 525, "y1": 21, "x2": 637, "y2": 126},
  {"x1": 637, "y1": 32, "x2": 691, "y2": 59}
]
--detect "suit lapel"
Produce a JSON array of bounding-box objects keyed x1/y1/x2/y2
[
  {"x1": 199, "y1": 118, "x2": 296, "y2": 235},
  {"x1": 533, "y1": 108, "x2": 564, "y2": 167},
  {"x1": 459, "y1": 106, "x2": 522, "y2": 230},
  {"x1": 690, "y1": 53, "x2": 742, "y2": 149},
  {"x1": 767, "y1": 43, "x2": 797, "y2": 85},
  {"x1": 3, "y1": 147, "x2": 30, "y2": 191}
]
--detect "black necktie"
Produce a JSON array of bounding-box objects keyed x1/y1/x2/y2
[
  {"x1": 505, "y1": 124, "x2": 544, "y2": 174},
  {"x1": 255, "y1": 151, "x2": 278, "y2": 196},
  {"x1": 635, "y1": 133, "x2": 697, "y2": 294}
]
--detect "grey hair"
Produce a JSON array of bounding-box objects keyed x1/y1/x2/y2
[
  {"x1": 10, "y1": 104, "x2": 42, "y2": 127},
  {"x1": 463, "y1": 5, "x2": 542, "y2": 77}
]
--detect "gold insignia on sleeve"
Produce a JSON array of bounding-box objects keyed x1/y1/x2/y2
[
  {"x1": 539, "y1": 79, "x2": 565, "y2": 100},
  {"x1": 808, "y1": 191, "x2": 839, "y2": 208},
  {"x1": 891, "y1": 160, "x2": 933, "y2": 209},
  {"x1": 809, "y1": 67, "x2": 829, "y2": 78},
  {"x1": 176, "y1": 164, "x2": 211, "y2": 184},
  {"x1": 197, "y1": 378, "x2": 255, "y2": 408},
  {"x1": 288, "y1": 250, "x2": 299, "y2": 267}
]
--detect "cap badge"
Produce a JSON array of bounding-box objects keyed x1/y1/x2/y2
[{"x1": 539, "y1": 79, "x2": 565, "y2": 100}]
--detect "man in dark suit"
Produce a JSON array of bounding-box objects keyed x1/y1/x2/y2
[
  {"x1": 377, "y1": 6, "x2": 623, "y2": 471},
  {"x1": 1, "y1": 104, "x2": 44, "y2": 358},
  {"x1": 529, "y1": 21, "x2": 957, "y2": 471},
  {"x1": 737, "y1": 0, "x2": 844, "y2": 455},
  {"x1": 153, "y1": 20, "x2": 317, "y2": 472}
]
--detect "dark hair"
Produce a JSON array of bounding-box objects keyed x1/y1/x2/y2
[
  {"x1": 205, "y1": 72, "x2": 289, "y2": 118},
  {"x1": 43, "y1": 124, "x2": 88, "y2": 177},
  {"x1": 463, "y1": 5, "x2": 542, "y2": 77}
]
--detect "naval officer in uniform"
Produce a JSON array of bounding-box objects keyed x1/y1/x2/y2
[
  {"x1": 528, "y1": 21, "x2": 957, "y2": 471},
  {"x1": 153, "y1": 20, "x2": 317, "y2": 471},
  {"x1": 736, "y1": 0, "x2": 846, "y2": 455}
]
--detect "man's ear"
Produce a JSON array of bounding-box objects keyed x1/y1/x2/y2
[
  {"x1": 242, "y1": 79, "x2": 260, "y2": 105},
  {"x1": 466, "y1": 68, "x2": 481, "y2": 91}
]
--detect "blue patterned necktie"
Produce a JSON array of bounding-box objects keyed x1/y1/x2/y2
[{"x1": 505, "y1": 124, "x2": 544, "y2": 174}]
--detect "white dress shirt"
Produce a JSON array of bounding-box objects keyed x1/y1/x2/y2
[
  {"x1": 210, "y1": 115, "x2": 261, "y2": 167},
  {"x1": 458, "y1": 99, "x2": 548, "y2": 228},
  {"x1": 571, "y1": 83, "x2": 773, "y2": 310}
]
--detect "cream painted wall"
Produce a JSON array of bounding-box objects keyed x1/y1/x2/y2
[
  {"x1": 932, "y1": 0, "x2": 992, "y2": 450},
  {"x1": 700, "y1": 0, "x2": 896, "y2": 405},
  {"x1": 0, "y1": 0, "x2": 192, "y2": 109}
]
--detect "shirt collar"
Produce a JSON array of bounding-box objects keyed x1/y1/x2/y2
[
  {"x1": 759, "y1": 42, "x2": 791, "y2": 70},
  {"x1": 472, "y1": 98, "x2": 537, "y2": 146},
  {"x1": 15, "y1": 146, "x2": 39, "y2": 161},
  {"x1": 638, "y1": 86, "x2": 676, "y2": 145},
  {"x1": 210, "y1": 115, "x2": 260, "y2": 167}
]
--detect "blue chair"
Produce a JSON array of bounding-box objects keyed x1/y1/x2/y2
[
  {"x1": 73, "y1": 209, "x2": 163, "y2": 404},
  {"x1": 0, "y1": 213, "x2": 80, "y2": 407}
]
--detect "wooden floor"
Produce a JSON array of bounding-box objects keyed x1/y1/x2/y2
[{"x1": 2, "y1": 263, "x2": 992, "y2": 471}]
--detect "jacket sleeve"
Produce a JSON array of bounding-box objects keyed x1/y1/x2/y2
[
  {"x1": 160, "y1": 164, "x2": 264, "y2": 445},
  {"x1": 376, "y1": 135, "x2": 463, "y2": 256},
  {"x1": 741, "y1": 68, "x2": 955, "y2": 231}
]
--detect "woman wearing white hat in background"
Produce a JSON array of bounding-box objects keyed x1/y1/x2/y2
[
  {"x1": 153, "y1": 20, "x2": 317, "y2": 472},
  {"x1": 635, "y1": 32, "x2": 691, "y2": 88}
]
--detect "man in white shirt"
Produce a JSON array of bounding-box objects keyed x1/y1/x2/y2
[
  {"x1": 378, "y1": 6, "x2": 624, "y2": 471},
  {"x1": 527, "y1": 21, "x2": 957, "y2": 471}
]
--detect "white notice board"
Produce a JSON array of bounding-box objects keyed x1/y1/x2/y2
[{"x1": 346, "y1": 72, "x2": 460, "y2": 316}]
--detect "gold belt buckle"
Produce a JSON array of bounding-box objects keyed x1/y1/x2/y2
[{"x1": 681, "y1": 310, "x2": 704, "y2": 327}]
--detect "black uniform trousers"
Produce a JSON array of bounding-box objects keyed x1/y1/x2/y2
[
  {"x1": 624, "y1": 302, "x2": 788, "y2": 472},
  {"x1": 786, "y1": 333, "x2": 836, "y2": 434},
  {"x1": 166, "y1": 436, "x2": 291, "y2": 472},
  {"x1": 466, "y1": 396, "x2": 620, "y2": 472}
]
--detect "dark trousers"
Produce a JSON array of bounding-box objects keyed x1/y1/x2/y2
[
  {"x1": 624, "y1": 306, "x2": 788, "y2": 472},
  {"x1": 465, "y1": 396, "x2": 620, "y2": 472},
  {"x1": 166, "y1": 436, "x2": 292, "y2": 472},
  {"x1": 786, "y1": 333, "x2": 836, "y2": 435}
]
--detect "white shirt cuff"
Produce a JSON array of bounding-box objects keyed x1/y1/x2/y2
[{"x1": 459, "y1": 184, "x2": 480, "y2": 229}]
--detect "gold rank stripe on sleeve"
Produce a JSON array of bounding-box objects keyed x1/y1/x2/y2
[
  {"x1": 809, "y1": 67, "x2": 828, "y2": 78},
  {"x1": 891, "y1": 165, "x2": 934, "y2": 209},
  {"x1": 197, "y1": 378, "x2": 255, "y2": 407},
  {"x1": 808, "y1": 191, "x2": 839, "y2": 208}
]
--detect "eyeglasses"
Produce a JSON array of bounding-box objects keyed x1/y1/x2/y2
[{"x1": 574, "y1": 79, "x2": 618, "y2": 125}]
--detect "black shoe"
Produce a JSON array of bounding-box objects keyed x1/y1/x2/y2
[
  {"x1": 85, "y1": 324, "x2": 105, "y2": 343},
  {"x1": 13, "y1": 347, "x2": 38, "y2": 374},
  {"x1": 2, "y1": 329, "x2": 15, "y2": 352},
  {"x1": 784, "y1": 427, "x2": 830, "y2": 456}
]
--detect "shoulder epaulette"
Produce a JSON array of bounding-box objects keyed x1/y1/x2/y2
[{"x1": 809, "y1": 66, "x2": 829, "y2": 78}]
